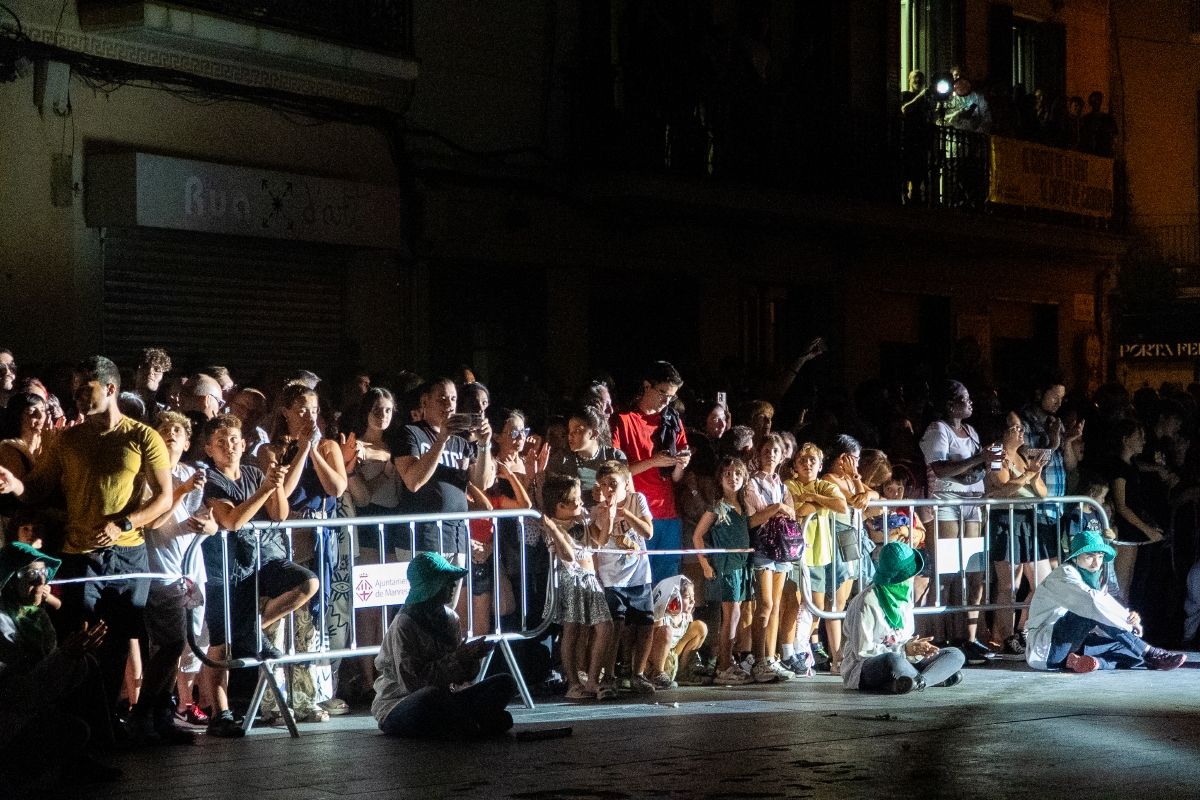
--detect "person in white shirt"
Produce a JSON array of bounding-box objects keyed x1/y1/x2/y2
[
  {"x1": 1026, "y1": 530, "x2": 1186, "y2": 672},
  {"x1": 841, "y1": 542, "x2": 965, "y2": 693}
]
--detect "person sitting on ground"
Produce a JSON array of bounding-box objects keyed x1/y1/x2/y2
[
  {"x1": 646, "y1": 574, "x2": 711, "y2": 687},
  {"x1": 0, "y1": 542, "x2": 120, "y2": 789},
  {"x1": 841, "y1": 541, "x2": 966, "y2": 694},
  {"x1": 1025, "y1": 529, "x2": 1187, "y2": 673},
  {"x1": 371, "y1": 552, "x2": 515, "y2": 739}
]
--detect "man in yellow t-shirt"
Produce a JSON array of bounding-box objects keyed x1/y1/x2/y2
[{"x1": 0, "y1": 355, "x2": 177, "y2": 742}]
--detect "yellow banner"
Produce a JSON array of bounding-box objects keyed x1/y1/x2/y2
[{"x1": 987, "y1": 136, "x2": 1113, "y2": 218}]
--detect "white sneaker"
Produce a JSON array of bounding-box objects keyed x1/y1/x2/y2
[
  {"x1": 715, "y1": 665, "x2": 753, "y2": 685},
  {"x1": 751, "y1": 658, "x2": 781, "y2": 683},
  {"x1": 767, "y1": 658, "x2": 794, "y2": 682}
]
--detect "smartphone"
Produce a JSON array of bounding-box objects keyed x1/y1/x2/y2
[
  {"x1": 716, "y1": 391, "x2": 727, "y2": 407},
  {"x1": 446, "y1": 412, "x2": 483, "y2": 433}
]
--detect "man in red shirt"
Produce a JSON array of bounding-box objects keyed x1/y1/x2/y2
[{"x1": 611, "y1": 362, "x2": 691, "y2": 583}]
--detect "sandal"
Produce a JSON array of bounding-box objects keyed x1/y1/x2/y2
[
  {"x1": 299, "y1": 708, "x2": 330, "y2": 723},
  {"x1": 319, "y1": 698, "x2": 351, "y2": 716}
]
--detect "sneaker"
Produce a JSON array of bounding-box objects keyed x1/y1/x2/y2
[
  {"x1": 206, "y1": 709, "x2": 245, "y2": 738},
  {"x1": 258, "y1": 642, "x2": 285, "y2": 662},
  {"x1": 1065, "y1": 652, "x2": 1101, "y2": 673},
  {"x1": 595, "y1": 683, "x2": 619, "y2": 700},
  {"x1": 677, "y1": 668, "x2": 714, "y2": 687},
  {"x1": 935, "y1": 671, "x2": 964, "y2": 688},
  {"x1": 650, "y1": 672, "x2": 677, "y2": 690},
  {"x1": 766, "y1": 658, "x2": 794, "y2": 682},
  {"x1": 1001, "y1": 634, "x2": 1026, "y2": 657},
  {"x1": 564, "y1": 684, "x2": 594, "y2": 700},
  {"x1": 738, "y1": 653, "x2": 756, "y2": 673},
  {"x1": 779, "y1": 655, "x2": 812, "y2": 677},
  {"x1": 714, "y1": 664, "x2": 754, "y2": 685},
  {"x1": 751, "y1": 658, "x2": 782, "y2": 683},
  {"x1": 961, "y1": 639, "x2": 994, "y2": 666},
  {"x1": 175, "y1": 703, "x2": 209, "y2": 726},
  {"x1": 1144, "y1": 647, "x2": 1187, "y2": 671},
  {"x1": 890, "y1": 675, "x2": 915, "y2": 694},
  {"x1": 629, "y1": 674, "x2": 656, "y2": 695},
  {"x1": 811, "y1": 643, "x2": 832, "y2": 672}
]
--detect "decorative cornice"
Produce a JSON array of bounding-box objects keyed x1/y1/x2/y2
[{"x1": 24, "y1": 21, "x2": 413, "y2": 111}]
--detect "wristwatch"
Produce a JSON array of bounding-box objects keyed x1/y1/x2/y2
[{"x1": 117, "y1": 516, "x2": 134, "y2": 532}]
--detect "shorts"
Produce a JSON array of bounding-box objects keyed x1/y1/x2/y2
[
  {"x1": 414, "y1": 520, "x2": 468, "y2": 556},
  {"x1": 988, "y1": 509, "x2": 1054, "y2": 563},
  {"x1": 471, "y1": 556, "x2": 495, "y2": 596},
  {"x1": 717, "y1": 567, "x2": 752, "y2": 603},
  {"x1": 603, "y1": 584, "x2": 655, "y2": 626},
  {"x1": 930, "y1": 492, "x2": 982, "y2": 523},
  {"x1": 204, "y1": 559, "x2": 317, "y2": 647},
  {"x1": 751, "y1": 553, "x2": 794, "y2": 573},
  {"x1": 807, "y1": 560, "x2": 852, "y2": 594}
]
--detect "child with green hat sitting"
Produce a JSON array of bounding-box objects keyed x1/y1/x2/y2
[
  {"x1": 841, "y1": 541, "x2": 966, "y2": 693},
  {"x1": 372, "y1": 551, "x2": 516, "y2": 738},
  {"x1": 0, "y1": 541, "x2": 119, "y2": 790},
  {"x1": 1026, "y1": 529, "x2": 1186, "y2": 672}
]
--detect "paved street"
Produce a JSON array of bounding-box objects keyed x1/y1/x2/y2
[{"x1": 69, "y1": 656, "x2": 1200, "y2": 800}]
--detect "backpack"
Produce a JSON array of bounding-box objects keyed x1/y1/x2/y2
[{"x1": 754, "y1": 515, "x2": 806, "y2": 563}]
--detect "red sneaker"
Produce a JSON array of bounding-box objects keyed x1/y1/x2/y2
[
  {"x1": 1144, "y1": 647, "x2": 1187, "y2": 671},
  {"x1": 1065, "y1": 653, "x2": 1101, "y2": 673},
  {"x1": 175, "y1": 703, "x2": 210, "y2": 725}
]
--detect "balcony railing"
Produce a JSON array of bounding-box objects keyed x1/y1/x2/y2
[
  {"x1": 79, "y1": 0, "x2": 414, "y2": 57},
  {"x1": 582, "y1": 101, "x2": 1118, "y2": 231},
  {"x1": 1139, "y1": 220, "x2": 1200, "y2": 266}
]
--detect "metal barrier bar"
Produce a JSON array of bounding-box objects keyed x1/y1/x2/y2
[
  {"x1": 802, "y1": 495, "x2": 1111, "y2": 622},
  {"x1": 183, "y1": 508, "x2": 551, "y2": 737}
]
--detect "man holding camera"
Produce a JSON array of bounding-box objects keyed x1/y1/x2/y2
[{"x1": 394, "y1": 378, "x2": 495, "y2": 560}]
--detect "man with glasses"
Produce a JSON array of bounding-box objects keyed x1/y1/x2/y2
[{"x1": 611, "y1": 361, "x2": 691, "y2": 584}]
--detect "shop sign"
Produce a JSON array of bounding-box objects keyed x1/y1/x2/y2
[
  {"x1": 87, "y1": 152, "x2": 405, "y2": 249},
  {"x1": 988, "y1": 136, "x2": 1113, "y2": 218},
  {"x1": 1118, "y1": 342, "x2": 1200, "y2": 359}
]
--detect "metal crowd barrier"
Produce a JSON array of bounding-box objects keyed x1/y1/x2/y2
[
  {"x1": 183, "y1": 508, "x2": 552, "y2": 737},
  {"x1": 801, "y1": 495, "x2": 1112, "y2": 621}
]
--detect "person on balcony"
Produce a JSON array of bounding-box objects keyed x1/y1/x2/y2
[
  {"x1": 1080, "y1": 91, "x2": 1117, "y2": 158},
  {"x1": 944, "y1": 77, "x2": 991, "y2": 135}
]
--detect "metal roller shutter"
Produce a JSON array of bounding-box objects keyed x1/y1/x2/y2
[{"x1": 102, "y1": 227, "x2": 346, "y2": 376}]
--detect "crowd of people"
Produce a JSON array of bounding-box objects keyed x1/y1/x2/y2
[{"x1": 0, "y1": 341, "x2": 1195, "y2": 791}]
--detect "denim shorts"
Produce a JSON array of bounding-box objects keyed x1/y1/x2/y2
[
  {"x1": 751, "y1": 553, "x2": 794, "y2": 573},
  {"x1": 807, "y1": 560, "x2": 852, "y2": 594}
]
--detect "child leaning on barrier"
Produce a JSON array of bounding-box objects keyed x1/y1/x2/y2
[
  {"x1": 590, "y1": 460, "x2": 657, "y2": 695},
  {"x1": 692, "y1": 456, "x2": 754, "y2": 685},
  {"x1": 539, "y1": 474, "x2": 613, "y2": 700},
  {"x1": 1025, "y1": 529, "x2": 1186, "y2": 673},
  {"x1": 646, "y1": 574, "x2": 711, "y2": 687},
  {"x1": 1065, "y1": 472, "x2": 1123, "y2": 603}
]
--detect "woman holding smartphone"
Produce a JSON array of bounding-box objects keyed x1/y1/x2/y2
[{"x1": 984, "y1": 411, "x2": 1049, "y2": 657}]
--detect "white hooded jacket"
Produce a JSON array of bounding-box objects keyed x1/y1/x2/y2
[{"x1": 1025, "y1": 563, "x2": 1133, "y2": 670}]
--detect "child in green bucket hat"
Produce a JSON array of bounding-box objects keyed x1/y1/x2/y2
[
  {"x1": 1026, "y1": 529, "x2": 1186, "y2": 672},
  {"x1": 840, "y1": 541, "x2": 966, "y2": 693}
]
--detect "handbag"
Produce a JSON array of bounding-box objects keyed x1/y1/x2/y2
[
  {"x1": 835, "y1": 510, "x2": 875, "y2": 563},
  {"x1": 754, "y1": 515, "x2": 806, "y2": 563}
]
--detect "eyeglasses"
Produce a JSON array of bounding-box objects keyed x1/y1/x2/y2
[
  {"x1": 1007, "y1": 424, "x2": 1025, "y2": 432},
  {"x1": 509, "y1": 427, "x2": 531, "y2": 440},
  {"x1": 0, "y1": 362, "x2": 16, "y2": 374},
  {"x1": 649, "y1": 386, "x2": 678, "y2": 402},
  {"x1": 17, "y1": 565, "x2": 48, "y2": 582}
]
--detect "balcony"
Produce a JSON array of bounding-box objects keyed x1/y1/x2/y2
[
  {"x1": 1134, "y1": 218, "x2": 1200, "y2": 298},
  {"x1": 78, "y1": 0, "x2": 413, "y2": 57},
  {"x1": 578, "y1": 101, "x2": 1119, "y2": 234}
]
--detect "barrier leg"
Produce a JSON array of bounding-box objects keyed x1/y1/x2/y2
[
  {"x1": 497, "y1": 637, "x2": 536, "y2": 710},
  {"x1": 252, "y1": 664, "x2": 300, "y2": 738}
]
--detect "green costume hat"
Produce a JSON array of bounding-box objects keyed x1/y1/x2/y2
[
  {"x1": 873, "y1": 541, "x2": 925, "y2": 586},
  {"x1": 0, "y1": 541, "x2": 62, "y2": 592},
  {"x1": 405, "y1": 551, "x2": 468, "y2": 605},
  {"x1": 1066, "y1": 529, "x2": 1116, "y2": 563}
]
